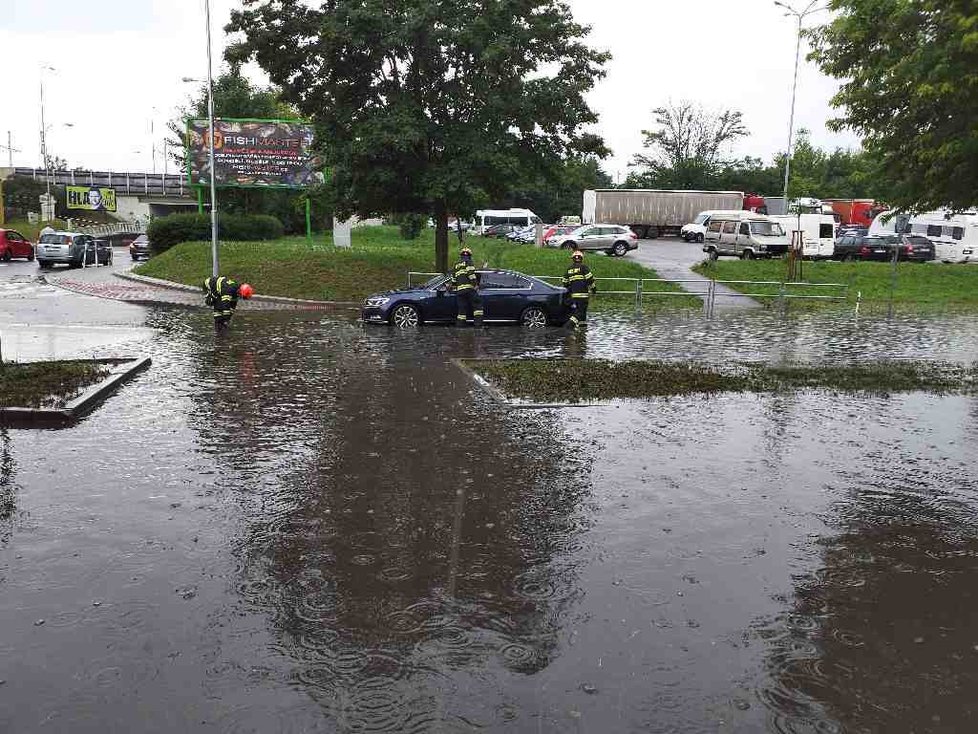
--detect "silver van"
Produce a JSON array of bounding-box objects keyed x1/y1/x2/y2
[{"x1": 702, "y1": 213, "x2": 790, "y2": 260}]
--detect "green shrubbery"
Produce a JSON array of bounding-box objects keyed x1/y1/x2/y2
[{"x1": 146, "y1": 213, "x2": 284, "y2": 253}]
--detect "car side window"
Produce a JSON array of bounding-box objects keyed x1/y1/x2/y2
[
  {"x1": 722, "y1": 221, "x2": 737, "y2": 235},
  {"x1": 927, "y1": 225, "x2": 942, "y2": 238},
  {"x1": 708, "y1": 221, "x2": 723, "y2": 233},
  {"x1": 950, "y1": 227, "x2": 964, "y2": 241},
  {"x1": 739, "y1": 223, "x2": 750, "y2": 235}
]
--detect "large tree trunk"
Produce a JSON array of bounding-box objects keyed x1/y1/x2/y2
[{"x1": 434, "y1": 200, "x2": 449, "y2": 274}]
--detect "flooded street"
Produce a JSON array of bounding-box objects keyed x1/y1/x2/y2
[{"x1": 3, "y1": 297, "x2": 978, "y2": 732}]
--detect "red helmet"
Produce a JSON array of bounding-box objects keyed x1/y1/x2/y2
[{"x1": 239, "y1": 283, "x2": 255, "y2": 299}]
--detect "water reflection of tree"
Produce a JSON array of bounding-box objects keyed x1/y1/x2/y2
[
  {"x1": 187, "y1": 320, "x2": 593, "y2": 726},
  {"x1": 755, "y1": 453, "x2": 978, "y2": 731}
]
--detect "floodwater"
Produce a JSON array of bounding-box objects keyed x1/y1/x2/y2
[{"x1": 2, "y1": 303, "x2": 978, "y2": 732}]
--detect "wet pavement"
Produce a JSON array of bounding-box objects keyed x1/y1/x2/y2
[
  {"x1": 629, "y1": 238, "x2": 761, "y2": 310},
  {"x1": 2, "y1": 267, "x2": 978, "y2": 732}
]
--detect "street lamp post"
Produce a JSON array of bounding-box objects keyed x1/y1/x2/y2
[
  {"x1": 774, "y1": 0, "x2": 827, "y2": 210},
  {"x1": 203, "y1": 0, "x2": 220, "y2": 278}
]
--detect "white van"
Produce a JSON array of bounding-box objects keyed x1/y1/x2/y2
[
  {"x1": 905, "y1": 210, "x2": 978, "y2": 263},
  {"x1": 473, "y1": 208, "x2": 541, "y2": 235},
  {"x1": 681, "y1": 210, "x2": 746, "y2": 243},
  {"x1": 772, "y1": 214, "x2": 836, "y2": 259},
  {"x1": 703, "y1": 212, "x2": 790, "y2": 260}
]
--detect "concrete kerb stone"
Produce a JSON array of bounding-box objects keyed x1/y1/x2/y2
[
  {"x1": 114, "y1": 272, "x2": 360, "y2": 311},
  {"x1": 450, "y1": 358, "x2": 611, "y2": 410},
  {"x1": 0, "y1": 356, "x2": 151, "y2": 428}
]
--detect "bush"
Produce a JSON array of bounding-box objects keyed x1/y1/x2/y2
[
  {"x1": 147, "y1": 212, "x2": 284, "y2": 253},
  {"x1": 397, "y1": 213, "x2": 425, "y2": 240}
]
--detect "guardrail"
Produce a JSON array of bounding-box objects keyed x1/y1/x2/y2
[
  {"x1": 12, "y1": 167, "x2": 189, "y2": 198},
  {"x1": 406, "y1": 271, "x2": 850, "y2": 316},
  {"x1": 73, "y1": 221, "x2": 145, "y2": 237}
]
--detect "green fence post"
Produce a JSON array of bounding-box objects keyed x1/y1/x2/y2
[{"x1": 196, "y1": 187, "x2": 204, "y2": 215}]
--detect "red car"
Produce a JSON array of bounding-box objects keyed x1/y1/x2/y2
[{"x1": 0, "y1": 229, "x2": 35, "y2": 261}]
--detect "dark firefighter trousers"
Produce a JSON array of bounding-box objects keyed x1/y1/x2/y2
[
  {"x1": 569, "y1": 296, "x2": 589, "y2": 327},
  {"x1": 456, "y1": 289, "x2": 484, "y2": 325}
]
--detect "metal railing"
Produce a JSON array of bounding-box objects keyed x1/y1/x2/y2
[
  {"x1": 12, "y1": 167, "x2": 189, "y2": 198},
  {"x1": 406, "y1": 271, "x2": 850, "y2": 316}
]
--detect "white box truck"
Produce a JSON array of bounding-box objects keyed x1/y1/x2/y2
[
  {"x1": 772, "y1": 214, "x2": 837, "y2": 259},
  {"x1": 583, "y1": 189, "x2": 746, "y2": 239}
]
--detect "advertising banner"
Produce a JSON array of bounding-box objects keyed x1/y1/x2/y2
[
  {"x1": 186, "y1": 118, "x2": 320, "y2": 189},
  {"x1": 66, "y1": 186, "x2": 117, "y2": 212}
]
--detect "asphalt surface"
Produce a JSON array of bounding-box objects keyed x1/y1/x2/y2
[{"x1": 628, "y1": 237, "x2": 761, "y2": 310}]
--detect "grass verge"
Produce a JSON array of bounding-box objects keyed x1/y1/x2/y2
[
  {"x1": 0, "y1": 361, "x2": 108, "y2": 408},
  {"x1": 136, "y1": 226, "x2": 699, "y2": 307},
  {"x1": 467, "y1": 358, "x2": 978, "y2": 403},
  {"x1": 692, "y1": 259, "x2": 978, "y2": 311}
]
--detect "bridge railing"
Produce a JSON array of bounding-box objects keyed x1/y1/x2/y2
[{"x1": 13, "y1": 167, "x2": 190, "y2": 198}]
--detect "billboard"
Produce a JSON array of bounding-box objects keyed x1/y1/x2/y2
[
  {"x1": 186, "y1": 118, "x2": 320, "y2": 189},
  {"x1": 66, "y1": 186, "x2": 117, "y2": 212}
]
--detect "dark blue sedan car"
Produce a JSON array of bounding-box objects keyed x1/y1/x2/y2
[{"x1": 361, "y1": 269, "x2": 571, "y2": 328}]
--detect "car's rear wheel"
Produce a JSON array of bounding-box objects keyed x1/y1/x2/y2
[
  {"x1": 27, "y1": 251, "x2": 34, "y2": 261},
  {"x1": 613, "y1": 241, "x2": 628, "y2": 257},
  {"x1": 520, "y1": 306, "x2": 548, "y2": 329},
  {"x1": 2, "y1": 251, "x2": 10, "y2": 262},
  {"x1": 741, "y1": 250, "x2": 754, "y2": 260},
  {"x1": 390, "y1": 303, "x2": 420, "y2": 328},
  {"x1": 707, "y1": 248, "x2": 719, "y2": 261}
]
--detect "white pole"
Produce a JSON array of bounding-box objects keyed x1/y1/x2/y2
[
  {"x1": 781, "y1": 13, "x2": 803, "y2": 209},
  {"x1": 204, "y1": 0, "x2": 220, "y2": 278},
  {"x1": 40, "y1": 77, "x2": 49, "y2": 200}
]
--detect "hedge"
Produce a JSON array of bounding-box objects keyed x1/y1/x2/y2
[{"x1": 146, "y1": 213, "x2": 284, "y2": 253}]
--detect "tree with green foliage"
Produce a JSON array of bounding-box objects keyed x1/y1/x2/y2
[
  {"x1": 226, "y1": 0, "x2": 609, "y2": 272},
  {"x1": 629, "y1": 102, "x2": 748, "y2": 189},
  {"x1": 810, "y1": 0, "x2": 978, "y2": 212}
]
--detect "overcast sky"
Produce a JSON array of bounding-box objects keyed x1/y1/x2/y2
[{"x1": 0, "y1": 0, "x2": 860, "y2": 180}]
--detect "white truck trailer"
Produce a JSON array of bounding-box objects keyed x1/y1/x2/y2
[{"x1": 582, "y1": 189, "x2": 746, "y2": 238}]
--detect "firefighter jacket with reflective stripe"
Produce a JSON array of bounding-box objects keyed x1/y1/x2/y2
[
  {"x1": 203, "y1": 276, "x2": 240, "y2": 316},
  {"x1": 562, "y1": 264, "x2": 596, "y2": 299},
  {"x1": 452, "y1": 261, "x2": 479, "y2": 291}
]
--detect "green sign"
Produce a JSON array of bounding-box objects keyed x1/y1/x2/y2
[{"x1": 67, "y1": 186, "x2": 117, "y2": 212}]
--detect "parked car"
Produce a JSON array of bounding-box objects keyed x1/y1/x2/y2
[
  {"x1": 484, "y1": 223, "x2": 520, "y2": 238},
  {"x1": 0, "y1": 229, "x2": 35, "y2": 261},
  {"x1": 542, "y1": 225, "x2": 576, "y2": 245},
  {"x1": 129, "y1": 234, "x2": 151, "y2": 261},
  {"x1": 837, "y1": 224, "x2": 868, "y2": 239},
  {"x1": 36, "y1": 231, "x2": 112, "y2": 269},
  {"x1": 548, "y1": 224, "x2": 639, "y2": 256},
  {"x1": 361, "y1": 269, "x2": 571, "y2": 328},
  {"x1": 833, "y1": 234, "x2": 935, "y2": 262},
  {"x1": 505, "y1": 225, "x2": 538, "y2": 244}
]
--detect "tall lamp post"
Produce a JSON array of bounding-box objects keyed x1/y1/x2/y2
[
  {"x1": 774, "y1": 0, "x2": 827, "y2": 210},
  {"x1": 184, "y1": 0, "x2": 220, "y2": 277},
  {"x1": 39, "y1": 65, "x2": 57, "y2": 203}
]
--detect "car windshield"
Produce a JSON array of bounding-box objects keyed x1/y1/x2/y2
[
  {"x1": 422, "y1": 274, "x2": 450, "y2": 289},
  {"x1": 749, "y1": 221, "x2": 784, "y2": 236},
  {"x1": 693, "y1": 213, "x2": 709, "y2": 225}
]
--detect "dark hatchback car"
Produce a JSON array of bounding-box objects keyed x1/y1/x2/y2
[
  {"x1": 129, "y1": 234, "x2": 151, "y2": 261},
  {"x1": 834, "y1": 234, "x2": 935, "y2": 262},
  {"x1": 362, "y1": 269, "x2": 571, "y2": 328}
]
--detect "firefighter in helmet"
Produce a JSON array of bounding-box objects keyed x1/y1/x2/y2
[
  {"x1": 561, "y1": 250, "x2": 596, "y2": 328},
  {"x1": 203, "y1": 275, "x2": 254, "y2": 332},
  {"x1": 451, "y1": 247, "x2": 483, "y2": 327}
]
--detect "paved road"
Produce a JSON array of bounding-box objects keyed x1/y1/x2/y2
[{"x1": 627, "y1": 237, "x2": 761, "y2": 310}]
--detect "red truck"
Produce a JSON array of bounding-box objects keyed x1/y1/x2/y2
[{"x1": 821, "y1": 199, "x2": 886, "y2": 228}]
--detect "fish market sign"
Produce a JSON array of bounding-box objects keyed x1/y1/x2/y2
[{"x1": 186, "y1": 118, "x2": 321, "y2": 189}]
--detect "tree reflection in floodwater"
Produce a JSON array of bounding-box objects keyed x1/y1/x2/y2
[
  {"x1": 754, "y1": 430, "x2": 978, "y2": 732},
  {"x1": 186, "y1": 316, "x2": 595, "y2": 730}
]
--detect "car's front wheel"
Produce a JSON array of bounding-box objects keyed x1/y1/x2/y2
[
  {"x1": 390, "y1": 303, "x2": 421, "y2": 328},
  {"x1": 707, "y1": 248, "x2": 719, "y2": 261},
  {"x1": 562, "y1": 241, "x2": 577, "y2": 250},
  {"x1": 520, "y1": 306, "x2": 548, "y2": 329},
  {"x1": 695, "y1": 233, "x2": 705, "y2": 243}
]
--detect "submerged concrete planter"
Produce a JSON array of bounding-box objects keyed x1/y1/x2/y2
[{"x1": 0, "y1": 357, "x2": 151, "y2": 428}]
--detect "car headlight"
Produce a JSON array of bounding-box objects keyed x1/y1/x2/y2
[{"x1": 364, "y1": 296, "x2": 390, "y2": 307}]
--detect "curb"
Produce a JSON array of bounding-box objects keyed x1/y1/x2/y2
[
  {"x1": 0, "y1": 356, "x2": 152, "y2": 428},
  {"x1": 115, "y1": 272, "x2": 359, "y2": 310},
  {"x1": 451, "y1": 358, "x2": 602, "y2": 410}
]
